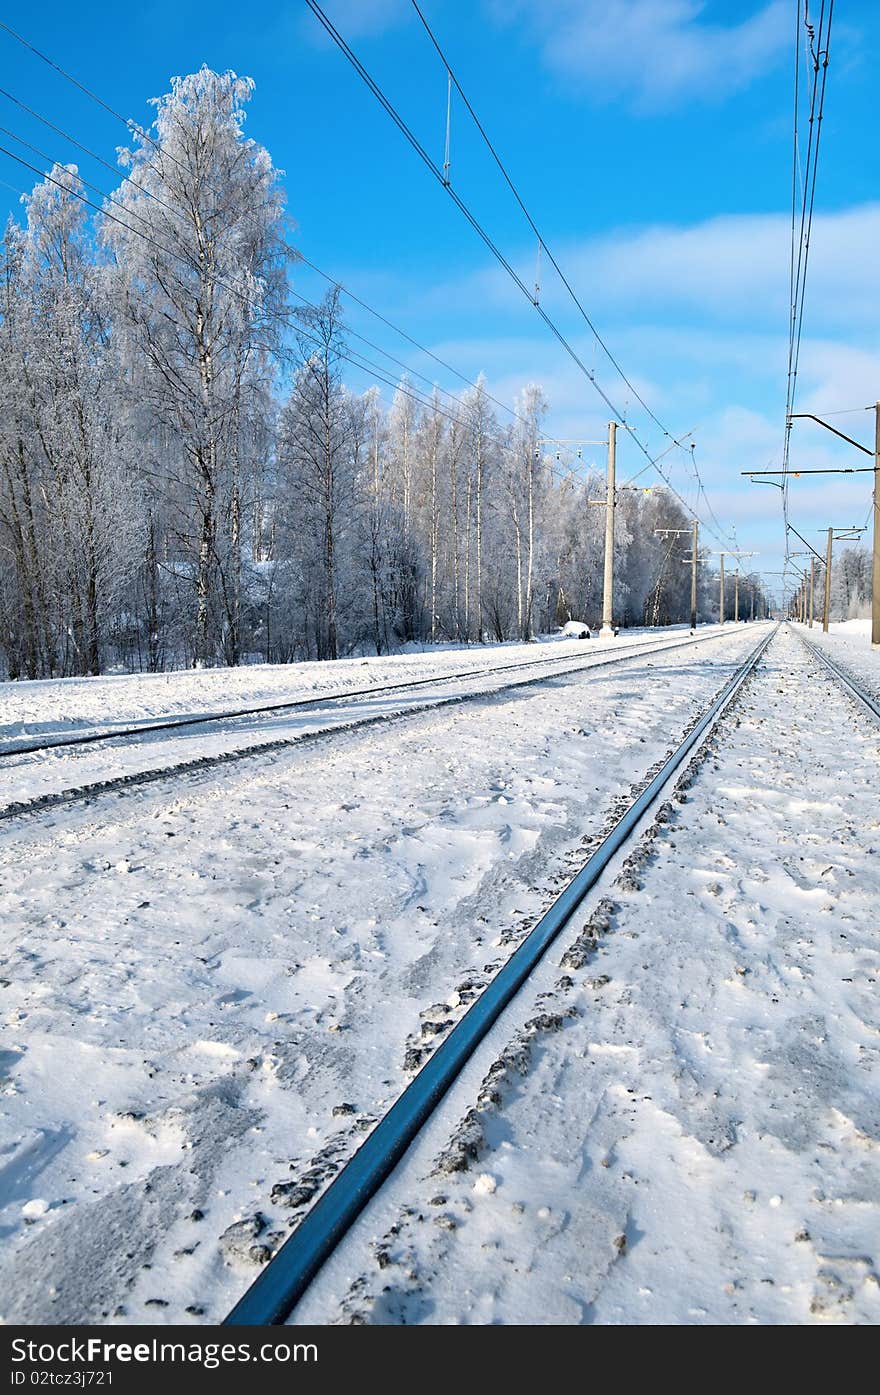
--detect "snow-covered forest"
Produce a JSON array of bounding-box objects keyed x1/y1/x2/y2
[
  {"x1": 0, "y1": 67, "x2": 773, "y2": 680},
  {"x1": 819, "y1": 544, "x2": 873, "y2": 621}
]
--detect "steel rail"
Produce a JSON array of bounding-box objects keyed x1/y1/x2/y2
[
  {"x1": 793, "y1": 626, "x2": 880, "y2": 722},
  {"x1": 0, "y1": 626, "x2": 750, "y2": 761},
  {"x1": 224, "y1": 623, "x2": 777, "y2": 1326},
  {"x1": 0, "y1": 627, "x2": 758, "y2": 825}
]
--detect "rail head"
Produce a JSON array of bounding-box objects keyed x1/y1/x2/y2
[
  {"x1": 223, "y1": 623, "x2": 776, "y2": 1327},
  {"x1": 0, "y1": 623, "x2": 766, "y2": 762},
  {"x1": 791, "y1": 625, "x2": 880, "y2": 725}
]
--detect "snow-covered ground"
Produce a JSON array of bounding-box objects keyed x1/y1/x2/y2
[
  {"x1": 803, "y1": 618, "x2": 880, "y2": 703},
  {"x1": 0, "y1": 626, "x2": 722, "y2": 748},
  {"x1": 294, "y1": 626, "x2": 880, "y2": 1326},
  {"x1": 0, "y1": 625, "x2": 744, "y2": 813},
  {"x1": 0, "y1": 624, "x2": 765, "y2": 1323}
]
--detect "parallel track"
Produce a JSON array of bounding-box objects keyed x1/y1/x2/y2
[
  {"x1": 0, "y1": 626, "x2": 759, "y2": 823},
  {"x1": 223, "y1": 624, "x2": 777, "y2": 1326},
  {"x1": 0, "y1": 625, "x2": 753, "y2": 762},
  {"x1": 794, "y1": 625, "x2": 880, "y2": 723}
]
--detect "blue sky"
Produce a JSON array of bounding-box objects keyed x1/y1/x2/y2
[{"x1": 1, "y1": 0, "x2": 877, "y2": 599}]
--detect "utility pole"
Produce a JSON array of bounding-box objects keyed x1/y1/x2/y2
[
  {"x1": 691, "y1": 519, "x2": 698, "y2": 629},
  {"x1": 734, "y1": 568, "x2": 740, "y2": 623},
  {"x1": 600, "y1": 422, "x2": 616, "y2": 637},
  {"x1": 587, "y1": 424, "x2": 655, "y2": 636},
  {"x1": 711, "y1": 550, "x2": 757, "y2": 624},
  {"x1": 874, "y1": 401, "x2": 880, "y2": 647},
  {"x1": 808, "y1": 557, "x2": 815, "y2": 627},
  {"x1": 777, "y1": 408, "x2": 879, "y2": 646},
  {"x1": 817, "y1": 524, "x2": 866, "y2": 633},
  {"x1": 658, "y1": 523, "x2": 699, "y2": 628}
]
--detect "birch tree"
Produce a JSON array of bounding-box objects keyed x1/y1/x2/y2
[{"x1": 102, "y1": 67, "x2": 288, "y2": 666}]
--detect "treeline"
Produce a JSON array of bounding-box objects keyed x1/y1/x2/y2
[
  {"x1": 800, "y1": 545, "x2": 873, "y2": 623},
  {"x1": 0, "y1": 67, "x2": 766, "y2": 680}
]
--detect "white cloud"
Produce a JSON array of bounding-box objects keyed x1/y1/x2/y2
[
  {"x1": 335, "y1": 200, "x2": 879, "y2": 577},
  {"x1": 488, "y1": 0, "x2": 789, "y2": 108},
  {"x1": 401, "y1": 204, "x2": 880, "y2": 348},
  {"x1": 427, "y1": 205, "x2": 880, "y2": 335},
  {"x1": 577, "y1": 207, "x2": 880, "y2": 330}
]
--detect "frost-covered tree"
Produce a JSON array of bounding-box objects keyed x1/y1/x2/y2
[
  {"x1": 278, "y1": 289, "x2": 361, "y2": 660},
  {"x1": 0, "y1": 65, "x2": 741, "y2": 681},
  {"x1": 0, "y1": 168, "x2": 137, "y2": 676},
  {"x1": 102, "y1": 67, "x2": 289, "y2": 666},
  {"x1": 830, "y1": 545, "x2": 871, "y2": 620}
]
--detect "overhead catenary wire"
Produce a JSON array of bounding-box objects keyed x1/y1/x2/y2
[
  {"x1": 781, "y1": 0, "x2": 834, "y2": 555},
  {"x1": 0, "y1": 76, "x2": 582, "y2": 455},
  {"x1": 301, "y1": 0, "x2": 735, "y2": 548},
  {"x1": 410, "y1": 0, "x2": 683, "y2": 451},
  {"x1": 0, "y1": 141, "x2": 600, "y2": 499},
  {"x1": 408, "y1": 0, "x2": 734, "y2": 538},
  {"x1": 0, "y1": 14, "x2": 732, "y2": 543}
]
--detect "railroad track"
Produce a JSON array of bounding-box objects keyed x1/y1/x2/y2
[
  {"x1": 223, "y1": 623, "x2": 778, "y2": 1325},
  {"x1": 793, "y1": 625, "x2": 880, "y2": 722},
  {"x1": 0, "y1": 625, "x2": 746, "y2": 761},
  {"x1": 0, "y1": 625, "x2": 758, "y2": 823}
]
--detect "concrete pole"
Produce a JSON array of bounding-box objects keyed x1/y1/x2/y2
[
  {"x1": 808, "y1": 557, "x2": 815, "y2": 627},
  {"x1": 823, "y1": 527, "x2": 833, "y2": 633},
  {"x1": 873, "y1": 402, "x2": 880, "y2": 648},
  {"x1": 734, "y1": 568, "x2": 739, "y2": 623},
  {"x1": 750, "y1": 580, "x2": 755, "y2": 621},
  {"x1": 690, "y1": 519, "x2": 698, "y2": 629},
  {"x1": 600, "y1": 422, "x2": 616, "y2": 637},
  {"x1": 720, "y1": 554, "x2": 725, "y2": 624}
]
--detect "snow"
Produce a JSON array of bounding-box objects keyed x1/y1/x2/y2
[
  {"x1": 291, "y1": 626, "x2": 880, "y2": 1326},
  {"x1": 0, "y1": 623, "x2": 765, "y2": 1323},
  {"x1": 806, "y1": 619, "x2": 880, "y2": 705},
  {"x1": 0, "y1": 627, "x2": 722, "y2": 748},
  {"x1": 0, "y1": 625, "x2": 738, "y2": 813}
]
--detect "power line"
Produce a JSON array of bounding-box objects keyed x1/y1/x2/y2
[
  {"x1": 0, "y1": 126, "x2": 197, "y2": 252},
  {"x1": 0, "y1": 16, "x2": 730, "y2": 540},
  {"x1": 0, "y1": 77, "x2": 575, "y2": 449},
  {"x1": 409, "y1": 0, "x2": 733, "y2": 544},
  {"x1": 409, "y1": 0, "x2": 677, "y2": 445},
  {"x1": 0, "y1": 144, "x2": 598, "y2": 496},
  {"x1": 0, "y1": 82, "x2": 187, "y2": 227},
  {"x1": 0, "y1": 118, "x2": 574, "y2": 467},
  {"x1": 0, "y1": 19, "x2": 173, "y2": 162},
  {"x1": 302, "y1": 0, "x2": 734, "y2": 547},
  {"x1": 781, "y1": 0, "x2": 834, "y2": 555},
  {"x1": 293, "y1": 251, "x2": 540, "y2": 434}
]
